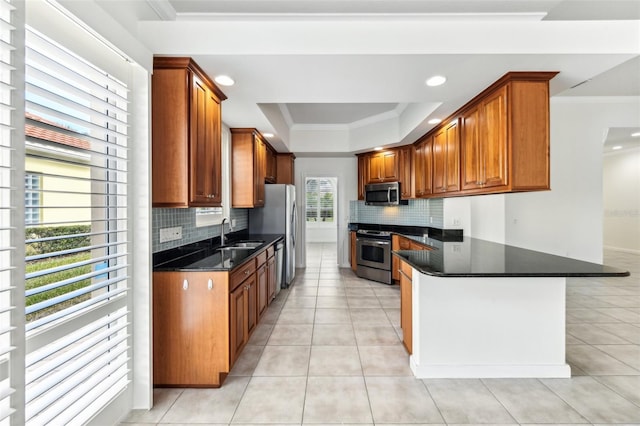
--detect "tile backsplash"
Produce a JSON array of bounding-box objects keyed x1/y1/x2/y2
[
  {"x1": 349, "y1": 198, "x2": 443, "y2": 228},
  {"x1": 152, "y1": 208, "x2": 248, "y2": 252}
]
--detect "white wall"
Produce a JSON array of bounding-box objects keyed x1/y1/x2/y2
[
  {"x1": 447, "y1": 97, "x2": 640, "y2": 263},
  {"x1": 295, "y1": 157, "x2": 358, "y2": 268},
  {"x1": 603, "y1": 147, "x2": 640, "y2": 253}
]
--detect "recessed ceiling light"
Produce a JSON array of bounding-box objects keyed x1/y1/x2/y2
[
  {"x1": 214, "y1": 75, "x2": 235, "y2": 86},
  {"x1": 373, "y1": 146, "x2": 383, "y2": 151},
  {"x1": 631, "y1": 132, "x2": 640, "y2": 137},
  {"x1": 612, "y1": 145, "x2": 623, "y2": 150},
  {"x1": 427, "y1": 118, "x2": 442, "y2": 125},
  {"x1": 262, "y1": 132, "x2": 274, "y2": 138},
  {"x1": 426, "y1": 75, "x2": 446, "y2": 87}
]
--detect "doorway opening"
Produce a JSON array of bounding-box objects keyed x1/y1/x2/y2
[{"x1": 304, "y1": 177, "x2": 338, "y2": 267}]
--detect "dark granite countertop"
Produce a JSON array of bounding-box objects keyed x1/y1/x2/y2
[
  {"x1": 393, "y1": 237, "x2": 630, "y2": 278},
  {"x1": 153, "y1": 233, "x2": 284, "y2": 272}
]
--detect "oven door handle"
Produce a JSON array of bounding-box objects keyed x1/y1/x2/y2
[{"x1": 358, "y1": 239, "x2": 390, "y2": 246}]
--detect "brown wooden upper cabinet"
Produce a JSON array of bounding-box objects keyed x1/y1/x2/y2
[
  {"x1": 151, "y1": 57, "x2": 227, "y2": 207},
  {"x1": 231, "y1": 128, "x2": 268, "y2": 208},
  {"x1": 413, "y1": 135, "x2": 433, "y2": 198},
  {"x1": 368, "y1": 150, "x2": 399, "y2": 183},
  {"x1": 355, "y1": 71, "x2": 557, "y2": 200},
  {"x1": 433, "y1": 119, "x2": 460, "y2": 195},
  {"x1": 357, "y1": 154, "x2": 369, "y2": 200},
  {"x1": 265, "y1": 145, "x2": 277, "y2": 184},
  {"x1": 276, "y1": 153, "x2": 296, "y2": 184},
  {"x1": 460, "y1": 74, "x2": 555, "y2": 194},
  {"x1": 398, "y1": 145, "x2": 413, "y2": 199}
]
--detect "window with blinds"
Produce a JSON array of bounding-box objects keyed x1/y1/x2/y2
[
  {"x1": 0, "y1": 0, "x2": 18, "y2": 423},
  {"x1": 23, "y1": 25, "x2": 130, "y2": 424},
  {"x1": 305, "y1": 177, "x2": 335, "y2": 223}
]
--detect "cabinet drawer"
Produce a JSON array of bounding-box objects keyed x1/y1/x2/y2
[
  {"x1": 230, "y1": 259, "x2": 256, "y2": 290},
  {"x1": 399, "y1": 259, "x2": 413, "y2": 279},
  {"x1": 267, "y1": 245, "x2": 275, "y2": 259},
  {"x1": 256, "y1": 250, "x2": 267, "y2": 267}
]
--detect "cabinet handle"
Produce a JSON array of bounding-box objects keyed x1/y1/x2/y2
[
  {"x1": 208, "y1": 278, "x2": 213, "y2": 290},
  {"x1": 183, "y1": 279, "x2": 188, "y2": 290}
]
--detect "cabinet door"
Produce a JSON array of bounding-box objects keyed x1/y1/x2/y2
[
  {"x1": 257, "y1": 263, "x2": 268, "y2": 319},
  {"x1": 254, "y1": 138, "x2": 266, "y2": 206},
  {"x1": 399, "y1": 265, "x2": 412, "y2": 354},
  {"x1": 190, "y1": 74, "x2": 210, "y2": 205},
  {"x1": 265, "y1": 146, "x2": 277, "y2": 183},
  {"x1": 382, "y1": 151, "x2": 398, "y2": 181},
  {"x1": 391, "y1": 235, "x2": 400, "y2": 282},
  {"x1": 267, "y1": 255, "x2": 277, "y2": 303},
  {"x1": 246, "y1": 273, "x2": 258, "y2": 336},
  {"x1": 357, "y1": 155, "x2": 369, "y2": 200},
  {"x1": 432, "y1": 129, "x2": 447, "y2": 194},
  {"x1": 433, "y1": 121, "x2": 460, "y2": 194},
  {"x1": 207, "y1": 90, "x2": 222, "y2": 205},
  {"x1": 230, "y1": 283, "x2": 247, "y2": 365},
  {"x1": 445, "y1": 120, "x2": 460, "y2": 193},
  {"x1": 461, "y1": 107, "x2": 481, "y2": 190},
  {"x1": 154, "y1": 272, "x2": 228, "y2": 386},
  {"x1": 350, "y1": 231, "x2": 357, "y2": 271},
  {"x1": 368, "y1": 153, "x2": 383, "y2": 183},
  {"x1": 398, "y1": 146, "x2": 412, "y2": 198},
  {"x1": 276, "y1": 153, "x2": 295, "y2": 184},
  {"x1": 481, "y1": 86, "x2": 508, "y2": 188},
  {"x1": 414, "y1": 139, "x2": 432, "y2": 197}
]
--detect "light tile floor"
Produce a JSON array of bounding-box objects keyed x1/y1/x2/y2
[{"x1": 123, "y1": 244, "x2": 640, "y2": 425}]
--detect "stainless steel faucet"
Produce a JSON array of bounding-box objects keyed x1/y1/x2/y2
[
  {"x1": 221, "y1": 217, "x2": 228, "y2": 245},
  {"x1": 220, "y1": 217, "x2": 233, "y2": 245}
]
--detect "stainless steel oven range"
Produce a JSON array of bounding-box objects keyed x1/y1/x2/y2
[{"x1": 355, "y1": 229, "x2": 392, "y2": 284}]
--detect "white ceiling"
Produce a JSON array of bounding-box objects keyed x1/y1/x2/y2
[{"x1": 124, "y1": 0, "x2": 640, "y2": 155}]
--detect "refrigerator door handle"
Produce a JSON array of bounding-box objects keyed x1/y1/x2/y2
[{"x1": 291, "y1": 200, "x2": 297, "y2": 249}]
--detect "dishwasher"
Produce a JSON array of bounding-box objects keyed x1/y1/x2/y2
[{"x1": 274, "y1": 242, "x2": 284, "y2": 296}]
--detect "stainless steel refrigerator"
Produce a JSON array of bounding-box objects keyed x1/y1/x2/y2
[{"x1": 249, "y1": 184, "x2": 297, "y2": 286}]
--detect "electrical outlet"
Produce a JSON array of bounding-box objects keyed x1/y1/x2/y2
[
  {"x1": 231, "y1": 219, "x2": 237, "y2": 228},
  {"x1": 429, "y1": 216, "x2": 433, "y2": 224},
  {"x1": 452, "y1": 217, "x2": 461, "y2": 226},
  {"x1": 159, "y1": 226, "x2": 182, "y2": 243}
]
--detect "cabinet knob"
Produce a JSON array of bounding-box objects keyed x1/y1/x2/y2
[
  {"x1": 183, "y1": 279, "x2": 188, "y2": 290},
  {"x1": 244, "y1": 270, "x2": 250, "y2": 275},
  {"x1": 208, "y1": 278, "x2": 213, "y2": 290}
]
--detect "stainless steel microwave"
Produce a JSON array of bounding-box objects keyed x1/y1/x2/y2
[{"x1": 364, "y1": 182, "x2": 408, "y2": 206}]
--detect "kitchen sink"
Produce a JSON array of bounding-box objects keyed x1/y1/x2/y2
[
  {"x1": 232, "y1": 241, "x2": 263, "y2": 248},
  {"x1": 217, "y1": 246, "x2": 254, "y2": 251}
]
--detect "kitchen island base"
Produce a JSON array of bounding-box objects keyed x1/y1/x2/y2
[{"x1": 410, "y1": 273, "x2": 571, "y2": 379}]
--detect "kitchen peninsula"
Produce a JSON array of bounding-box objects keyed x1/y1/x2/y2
[{"x1": 393, "y1": 238, "x2": 629, "y2": 379}]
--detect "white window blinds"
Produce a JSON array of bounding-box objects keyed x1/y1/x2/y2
[
  {"x1": 0, "y1": 0, "x2": 17, "y2": 423},
  {"x1": 305, "y1": 178, "x2": 335, "y2": 223},
  {"x1": 23, "y1": 24, "x2": 130, "y2": 425}
]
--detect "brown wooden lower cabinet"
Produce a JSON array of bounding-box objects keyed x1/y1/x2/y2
[
  {"x1": 153, "y1": 271, "x2": 230, "y2": 387},
  {"x1": 350, "y1": 231, "x2": 357, "y2": 272},
  {"x1": 154, "y1": 241, "x2": 279, "y2": 387},
  {"x1": 257, "y1": 262, "x2": 268, "y2": 319},
  {"x1": 267, "y1": 254, "x2": 276, "y2": 302},
  {"x1": 230, "y1": 261, "x2": 258, "y2": 366},
  {"x1": 399, "y1": 259, "x2": 413, "y2": 354},
  {"x1": 229, "y1": 280, "x2": 248, "y2": 366}
]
